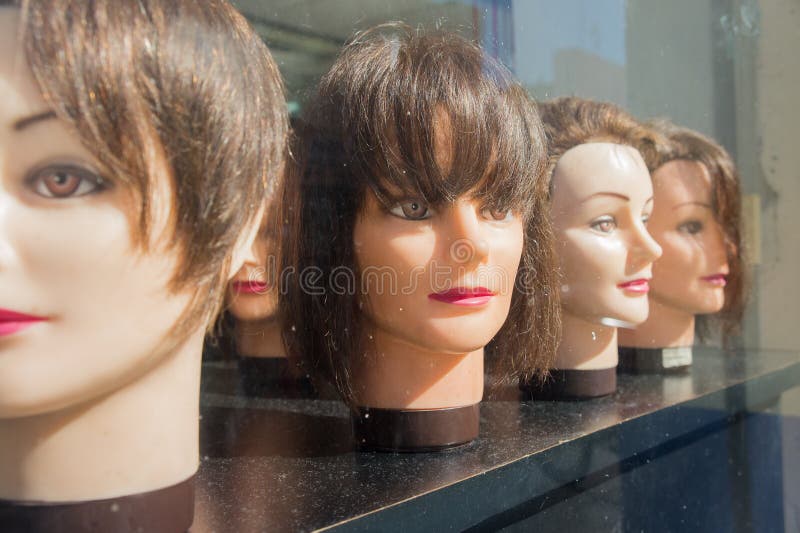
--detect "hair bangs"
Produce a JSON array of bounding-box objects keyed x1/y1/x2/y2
[{"x1": 345, "y1": 26, "x2": 543, "y2": 218}]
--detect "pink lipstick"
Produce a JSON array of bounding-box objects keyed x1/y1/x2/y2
[
  {"x1": 428, "y1": 287, "x2": 495, "y2": 307},
  {"x1": 0, "y1": 309, "x2": 48, "y2": 337},
  {"x1": 617, "y1": 279, "x2": 650, "y2": 294},
  {"x1": 231, "y1": 280, "x2": 270, "y2": 294},
  {"x1": 701, "y1": 274, "x2": 727, "y2": 287}
]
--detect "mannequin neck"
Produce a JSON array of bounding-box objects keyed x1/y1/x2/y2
[
  {"x1": 350, "y1": 326, "x2": 484, "y2": 409},
  {"x1": 555, "y1": 312, "x2": 618, "y2": 370},
  {"x1": 0, "y1": 330, "x2": 204, "y2": 502},
  {"x1": 234, "y1": 316, "x2": 285, "y2": 358},
  {"x1": 618, "y1": 299, "x2": 695, "y2": 348}
]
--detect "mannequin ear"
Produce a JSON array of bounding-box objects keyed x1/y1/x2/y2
[{"x1": 225, "y1": 204, "x2": 266, "y2": 281}]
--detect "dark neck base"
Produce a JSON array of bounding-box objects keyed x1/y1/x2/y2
[
  {"x1": 618, "y1": 346, "x2": 693, "y2": 374},
  {"x1": 352, "y1": 404, "x2": 480, "y2": 452},
  {"x1": 238, "y1": 356, "x2": 316, "y2": 398},
  {"x1": 520, "y1": 367, "x2": 617, "y2": 400},
  {"x1": 0, "y1": 475, "x2": 194, "y2": 533}
]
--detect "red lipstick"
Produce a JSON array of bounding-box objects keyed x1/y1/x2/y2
[
  {"x1": 701, "y1": 274, "x2": 727, "y2": 287},
  {"x1": 428, "y1": 287, "x2": 495, "y2": 307},
  {"x1": 0, "y1": 309, "x2": 48, "y2": 337},
  {"x1": 231, "y1": 280, "x2": 270, "y2": 295},
  {"x1": 617, "y1": 279, "x2": 650, "y2": 294}
]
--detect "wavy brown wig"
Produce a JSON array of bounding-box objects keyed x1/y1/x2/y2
[
  {"x1": 645, "y1": 120, "x2": 747, "y2": 344},
  {"x1": 14, "y1": 0, "x2": 288, "y2": 340},
  {"x1": 538, "y1": 96, "x2": 667, "y2": 186},
  {"x1": 281, "y1": 23, "x2": 559, "y2": 405}
]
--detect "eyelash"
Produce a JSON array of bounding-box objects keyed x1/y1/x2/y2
[
  {"x1": 678, "y1": 220, "x2": 704, "y2": 234},
  {"x1": 388, "y1": 199, "x2": 434, "y2": 220},
  {"x1": 590, "y1": 215, "x2": 617, "y2": 234},
  {"x1": 26, "y1": 164, "x2": 108, "y2": 199},
  {"x1": 481, "y1": 206, "x2": 515, "y2": 223}
]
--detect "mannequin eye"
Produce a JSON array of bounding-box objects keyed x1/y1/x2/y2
[
  {"x1": 641, "y1": 214, "x2": 651, "y2": 225},
  {"x1": 590, "y1": 215, "x2": 617, "y2": 234},
  {"x1": 678, "y1": 220, "x2": 703, "y2": 234},
  {"x1": 481, "y1": 206, "x2": 515, "y2": 223},
  {"x1": 389, "y1": 199, "x2": 433, "y2": 220},
  {"x1": 27, "y1": 165, "x2": 107, "y2": 199}
]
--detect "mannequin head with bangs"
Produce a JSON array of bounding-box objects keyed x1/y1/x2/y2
[{"x1": 282, "y1": 23, "x2": 558, "y2": 407}]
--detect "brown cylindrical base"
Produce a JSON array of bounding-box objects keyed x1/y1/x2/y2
[
  {"x1": 0, "y1": 475, "x2": 194, "y2": 533},
  {"x1": 238, "y1": 356, "x2": 316, "y2": 398},
  {"x1": 352, "y1": 404, "x2": 480, "y2": 452},
  {"x1": 618, "y1": 346, "x2": 692, "y2": 374},
  {"x1": 520, "y1": 367, "x2": 617, "y2": 400}
]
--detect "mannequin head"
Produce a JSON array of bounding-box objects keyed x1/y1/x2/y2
[
  {"x1": 539, "y1": 97, "x2": 664, "y2": 328},
  {"x1": 0, "y1": 0, "x2": 287, "y2": 418},
  {"x1": 283, "y1": 24, "x2": 558, "y2": 405},
  {"x1": 642, "y1": 121, "x2": 746, "y2": 341}
]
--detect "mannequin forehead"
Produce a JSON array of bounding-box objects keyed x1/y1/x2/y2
[
  {"x1": 652, "y1": 159, "x2": 712, "y2": 207},
  {"x1": 552, "y1": 142, "x2": 650, "y2": 202}
]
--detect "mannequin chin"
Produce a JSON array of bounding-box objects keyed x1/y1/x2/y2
[{"x1": 0, "y1": 1, "x2": 285, "y2": 530}]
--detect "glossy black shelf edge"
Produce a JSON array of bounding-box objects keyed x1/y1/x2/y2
[{"x1": 194, "y1": 348, "x2": 800, "y2": 532}]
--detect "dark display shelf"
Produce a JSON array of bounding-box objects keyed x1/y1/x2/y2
[{"x1": 193, "y1": 347, "x2": 800, "y2": 532}]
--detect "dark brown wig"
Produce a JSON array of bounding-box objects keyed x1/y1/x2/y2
[
  {"x1": 281, "y1": 23, "x2": 559, "y2": 405},
  {"x1": 15, "y1": 0, "x2": 288, "y2": 339},
  {"x1": 645, "y1": 120, "x2": 747, "y2": 344}
]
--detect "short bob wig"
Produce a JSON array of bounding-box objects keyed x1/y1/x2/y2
[
  {"x1": 645, "y1": 120, "x2": 747, "y2": 343},
  {"x1": 281, "y1": 23, "x2": 560, "y2": 405},
  {"x1": 12, "y1": 0, "x2": 288, "y2": 339}
]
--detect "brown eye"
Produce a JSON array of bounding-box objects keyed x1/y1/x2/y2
[
  {"x1": 389, "y1": 199, "x2": 433, "y2": 220},
  {"x1": 678, "y1": 220, "x2": 704, "y2": 235},
  {"x1": 590, "y1": 216, "x2": 617, "y2": 234},
  {"x1": 28, "y1": 165, "x2": 107, "y2": 199},
  {"x1": 481, "y1": 207, "x2": 514, "y2": 222}
]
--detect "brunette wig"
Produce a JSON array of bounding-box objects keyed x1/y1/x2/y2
[
  {"x1": 645, "y1": 120, "x2": 747, "y2": 343},
  {"x1": 281, "y1": 23, "x2": 559, "y2": 405},
  {"x1": 537, "y1": 96, "x2": 667, "y2": 186},
  {"x1": 14, "y1": 0, "x2": 288, "y2": 339}
]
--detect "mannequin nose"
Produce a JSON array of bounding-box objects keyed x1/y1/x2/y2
[
  {"x1": 448, "y1": 202, "x2": 489, "y2": 264},
  {"x1": 242, "y1": 232, "x2": 267, "y2": 267},
  {"x1": 630, "y1": 222, "x2": 662, "y2": 266}
]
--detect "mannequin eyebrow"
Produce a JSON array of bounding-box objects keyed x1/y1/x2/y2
[
  {"x1": 673, "y1": 201, "x2": 711, "y2": 210},
  {"x1": 580, "y1": 191, "x2": 629, "y2": 203},
  {"x1": 12, "y1": 110, "x2": 57, "y2": 131}
]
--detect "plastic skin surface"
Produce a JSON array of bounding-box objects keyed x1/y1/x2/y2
[
  {"x1": 550, "y1": 142, "x2": 662, "y2": 370},
  {"x1": 225, "y1": 222, "x2": 284, "y2": 358},
  {"x1": 619, "y1": 159, "x2": 729, "y2": 348},
  {"x1": 350, "y1": 127, "x2": 523, "y2": 409},
  {"x1": 0, "y1": 9, "x2": 255, "y2": 502}
]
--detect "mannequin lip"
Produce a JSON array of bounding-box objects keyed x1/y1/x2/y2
[
  {"x1": 428, "y1": 287, "x2": 496, "y2": 306},
  {"x1": 230, "y1": 280, "x2": 271, "y2": 294},
  {"x1": 616, "y1": 278, "x2": 650, "y2": 294},
  {"x1": 700, "y1": 273, "x2": 727, "y2": 287},
  {"x1": 0, "y1": 309, "x2": 48, "y2": 336}
]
